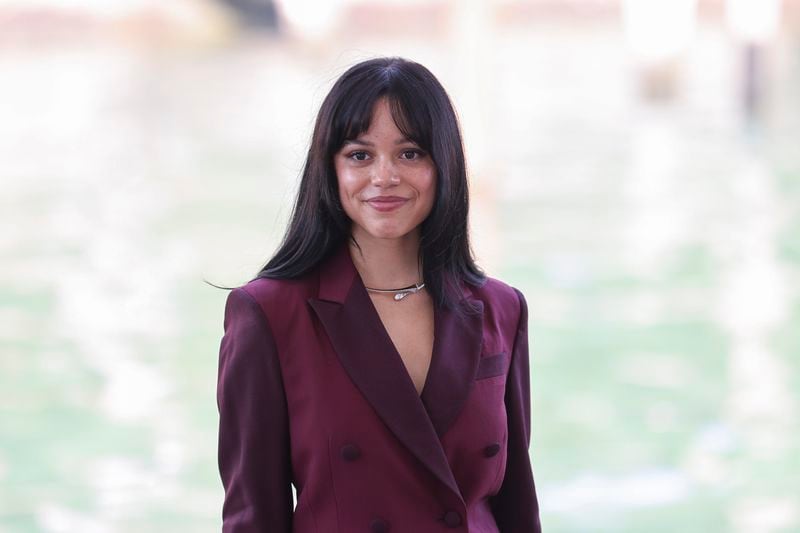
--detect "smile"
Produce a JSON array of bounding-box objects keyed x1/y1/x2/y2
[{"x1": 365, "y1": 198, "x2": 408, "y2": 212}]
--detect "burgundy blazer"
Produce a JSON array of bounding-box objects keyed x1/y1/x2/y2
[{"x1": 217, "y1": 242, "x2": 542, "y2": 532}]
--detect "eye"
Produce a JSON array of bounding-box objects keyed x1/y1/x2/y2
[
  {"x1": 401, "y1": 149, "x2": 425, "y2": 160},
  {"x1": 347, "y1": 151, "x2": 369, "y2": 162}
]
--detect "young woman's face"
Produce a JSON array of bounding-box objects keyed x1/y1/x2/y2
[{"x1": 334, "y1": 97, "x2": 437, "y2": 244}]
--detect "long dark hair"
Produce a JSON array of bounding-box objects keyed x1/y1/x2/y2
[{"x1": 257, "y1": 56, "x2": 485, "y2": 310}]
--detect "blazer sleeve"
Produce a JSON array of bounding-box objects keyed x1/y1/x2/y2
[
  {"x1": 217, "y1": 287, "x2": 294, "y2": 532},
  {"x1": 489, "y1": 288, "x2": 542, "y2": 532}
]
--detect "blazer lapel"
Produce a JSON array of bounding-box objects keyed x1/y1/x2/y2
[
  {"x1": 420, "y1": 295, "x2": 484, "y2": 439},
  {"x1": 307, "y1": 242, "x2": 484, "y2": 500}
]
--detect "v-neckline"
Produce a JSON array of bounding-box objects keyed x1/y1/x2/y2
[
  {"x1": 307, "y1": 240, "x2": 485, "y2": 447},
  {"x1": 360, "y1": 277, "x2": 439, "y2": 401}
]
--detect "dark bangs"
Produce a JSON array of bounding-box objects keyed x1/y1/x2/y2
[{"x1": 327, "y1": 74, "x2": 434, "y2": 155}]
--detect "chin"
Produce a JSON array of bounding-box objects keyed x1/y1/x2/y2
[
  {"x1": 358, "y1": 223, "x2": 417, "y2": 241},
  {"x1": 366, "y1": 230, "x2": 409, "y2": 240}
]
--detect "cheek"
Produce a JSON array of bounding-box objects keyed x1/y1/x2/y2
[
  {"x1": 336, "y1": 177, "x2": 348, "y2": 204},
  {"x1": 335, "y1": 171, "x2": 367, "y2": 222},
  {"x1": 420, "y1": 171, "x2": 437, "y2": 207},
  {"x1": 335, "y1": 168, "x2": 359, "y2": 203}
]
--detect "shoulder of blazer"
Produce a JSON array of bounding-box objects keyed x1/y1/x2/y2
[
  {"x1": 469, "y1": 275, "x2": 524, "y2": 329},
  {"x1": 235, "y1": 273, "x2": 318, "y2": 328},
  {"x1": 239, "y1": 275, "x2": 314, "y2": 304}
]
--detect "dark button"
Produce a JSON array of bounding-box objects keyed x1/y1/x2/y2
[
  {"x1": 483, "y1": 443, "x2": 501, "y2": 457},
  {"x1": 340, "y1": 443, "x2": 361, "y2": 461},
  {"x1": 369, "y1": 518, "x2": 390, "y2": 533},
  {"x1": 443, "y1": 510, "x2": 462, "y2": 527}
]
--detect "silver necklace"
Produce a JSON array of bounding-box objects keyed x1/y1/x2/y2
[{"x1": 364, "y1": 282, "x2": 426, "y2": 301}]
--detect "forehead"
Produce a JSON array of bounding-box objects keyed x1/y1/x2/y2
[{"x1": 361, "y1": 100, "x2": 405, "y2": 136}]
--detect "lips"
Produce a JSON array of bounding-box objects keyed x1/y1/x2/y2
[{"x1": 365, "y1": 196, "x2": 408, "y2": 212}]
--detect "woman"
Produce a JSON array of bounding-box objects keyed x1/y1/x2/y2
[{"x1": 217, "y1": 57, "x2": 542, "y2": 532}]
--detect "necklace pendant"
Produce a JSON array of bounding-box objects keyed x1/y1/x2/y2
[{"x1": 364, "y1": 281, "x2": 424, "y2": 301}]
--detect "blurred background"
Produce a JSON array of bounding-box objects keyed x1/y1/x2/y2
[{"x1": 1, "y1": 0, "x2": 799, "y2": 531}]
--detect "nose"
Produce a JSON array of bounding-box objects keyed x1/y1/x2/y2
[{"x1": 370, "y1": 157, "x2": 400, "y2": 186}]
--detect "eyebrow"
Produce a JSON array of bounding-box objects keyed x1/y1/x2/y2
[{"x1": 342, "y1": 137, "x2": 416, "y2": 146}]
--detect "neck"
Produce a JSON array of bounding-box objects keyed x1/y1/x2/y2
[{"x1": 348, "y1": 229, "x2": 423, "y2": 290}]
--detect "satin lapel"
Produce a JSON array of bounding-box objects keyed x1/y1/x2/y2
[
  {"x1": 421, "y1": 297, "x2": 484, "y2": 438},
  {"x1": 306, "y1": 243, "x2": 482, "y2": 499}
]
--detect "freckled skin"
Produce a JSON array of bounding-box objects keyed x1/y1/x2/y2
[{"x1": 333, "y1": 98, "x2": 437, "y2": 245}]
